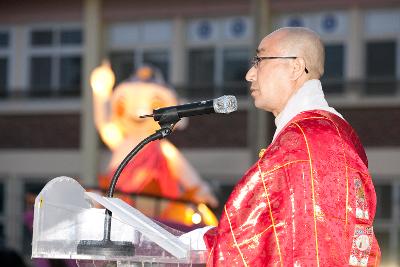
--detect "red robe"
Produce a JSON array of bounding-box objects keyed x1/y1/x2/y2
[{"x1": 204, "y1": 110, "x2": 381, "y2": 266}]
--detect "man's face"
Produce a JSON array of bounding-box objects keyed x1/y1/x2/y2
[{"x1": 245, "y1": 35, "x2": 294, "y2": 116}]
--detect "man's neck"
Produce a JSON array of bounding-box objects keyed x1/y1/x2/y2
[{"x1": 274, "y1": 78, "x2": 310, "y2": 118}]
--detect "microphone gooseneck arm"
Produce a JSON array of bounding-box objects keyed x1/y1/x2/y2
[
  {"x1": 107, "y1": 127, "x2": 173, "y2": 198},
  {"x1": 104, "y1": 121, "x2": 177, "y2": 242}
]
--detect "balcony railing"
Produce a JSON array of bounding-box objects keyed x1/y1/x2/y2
[
  {"x1": 322, "y1": 77, "x2": 400, "y2": 96},
  {"x1": 0, "y1": 79, "x2": 399, "y2": 100},
  {"x1": 175, "y1": 82, "x2": 249, "y2": 100},
  {"x1": 0, "y1": 87, "x2": 81, "y2": 99}
]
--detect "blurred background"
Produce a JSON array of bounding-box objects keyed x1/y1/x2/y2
[{"x1": 0, "y1": 0, "x2": 399, "y2": 266}]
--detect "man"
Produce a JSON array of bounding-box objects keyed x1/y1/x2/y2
[{"x1": 180, "y1": 27, "x2": 381, "y2": 266}]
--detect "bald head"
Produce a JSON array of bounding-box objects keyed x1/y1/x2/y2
[{"x1": 265, "y1": 27, "x2": 325, "y2": 79}]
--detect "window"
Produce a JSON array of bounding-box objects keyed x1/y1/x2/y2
[
  {"x1": 0, "y1": 183, "x2": 4, "y2": 215},
  {"x1": 186, "y1": 18, "x2": 252, "y2": 98},
  {"x1": 373, "y1": 180, "x2": 400, "y2": 263},
  {"x1": 110, "y1": 50, "x2": 170, "y2": 85},
  {"x1": 0, "y1": 58, "x2": 7, "y2": 97},
  {"x1": 143, "y1": 51, "x2": 169, "y2": 83},
  {"x1": 60, "y1": 29, "x2": 82, "y2": 45},
  {"x1": 185, "y1": 16, "x2": 252, "y2": 97},
  {"x1": 375, "y1": 184, "x2": 392, "y2": 219},
  {"x1": 187, "y1": 47, "x2": 250, "y2": 98},
  {"x1": 0, "y1": 31, "x2": 9, "y2": 48},
  {"x1": 28, "y1": 27, "x2": 82, "y2": 97},
  {"x1": 222, "y1": 48, "x2": 249, "y2": 95},
  {"x1": 188, "y1": 48, "x2": 215, "y2": 97},
  {"x1": 322, "y1": 44, "x2": 345, "y2": 94},
  {"x1": 31, "y1": 29, "x2": 82, "y2": 47},
  {"x1": 365, "y1": 40, "x2": 397, "y2": 94},
  {"x1": 110, "y1": 51, "x2": 135, "y2": 84},
  {"x1": 0, "y1": 31, "x2": 9, "y2": 97},
  {"x1": 30, "y1": 30, "x2": 53, "y2": 46},
  {"x1": 0, "y1": 182, "x2": 5, "y2": 247},
  {"x1": 23, "y1": 181, "x2": 47, "y2": 255},
  {"x1": 60, "y1": 56, "x2": 82, "y2": 95},
  {"x1": 108, "y1": 21, "x2": 172, "y2": 88},
  {"x1": 375, "y1": 231, "x2": 390, "y2": 265},
  {"x1": 30, "y1": 56, "x2": 52, "y2": 95}
]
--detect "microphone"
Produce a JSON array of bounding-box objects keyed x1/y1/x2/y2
[{"x1": 140, "y1": 95, "x2": 237, "y2": 122}]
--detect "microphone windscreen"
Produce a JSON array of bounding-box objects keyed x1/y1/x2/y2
[{"x1": 213, "y1": 95, "x2": 237, "y2": 114}]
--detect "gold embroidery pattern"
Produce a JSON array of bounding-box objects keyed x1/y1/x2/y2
[
  {"x1": 348, "y1": 225, "x2": 373, "y2": 266},
  {"x1": 293, "y1": 122, "x2": 320, "y2": 267},
  {"x1": 236, "y1": 225, "x2": 274, "y2": 248},
  {"x1": 260, "y1": 160, "x2": 309, "y2": 176},
  {"x1": 293, "y1": 116, "x2": 325, "y2": 122},
  {"x1": 354, "y1": 178, "x2": 369, "y2": 220},
  {"x1": 259, "y1": 148, "x2": 266, "y2": 158},
  {"x1": 224, "y1": 205, "x2": 248, "y2": 267},
  {"x1": 258, "y1": 164, "x2": 284, "y2": 267},
  {"x1": 207, "y1": 245, "x2": 214, "y2": 266}
]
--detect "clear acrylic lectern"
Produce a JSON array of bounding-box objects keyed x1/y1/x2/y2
[{"x1": 32, "y1": 177, "x2": 208, "y2": 266}]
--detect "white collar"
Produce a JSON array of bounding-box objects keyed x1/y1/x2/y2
[{"x1": 273, "y1": 79, "x2": 343, "y2": 140}]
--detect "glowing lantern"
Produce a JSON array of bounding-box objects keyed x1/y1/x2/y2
[
  {"x1": 91, "y1": 64, "x2": 219, "y2": 227},
  {"x1": 90, "y1": 61, "x2": 115, "y2": 99}
]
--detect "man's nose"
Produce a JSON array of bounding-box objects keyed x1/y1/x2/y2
[{"x1": 245, "y1": 66, "x2": 256, "y2": 82}]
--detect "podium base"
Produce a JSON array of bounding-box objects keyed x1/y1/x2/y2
[{"x1": 77, "y1": 240, "x2": 135, "y2": 257}]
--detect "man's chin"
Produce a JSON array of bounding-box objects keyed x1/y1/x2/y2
[
  {"x1": 252, "y1": 96, "x2": 260, "y2": 106},
  {"x1": 253, "y1": 101, "x2": 263, "y2": 110},
  {"x1": 253, "y1": 100, "x2": 270, "y2": 112}
]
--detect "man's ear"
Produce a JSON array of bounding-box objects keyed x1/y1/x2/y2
[{"x1": 291, "y1": 57, "x2": 306, "y2": 80}]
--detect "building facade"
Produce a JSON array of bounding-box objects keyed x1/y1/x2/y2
[{"x1": 0, "y1": 0, "x2": 399, "y2": 265}]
